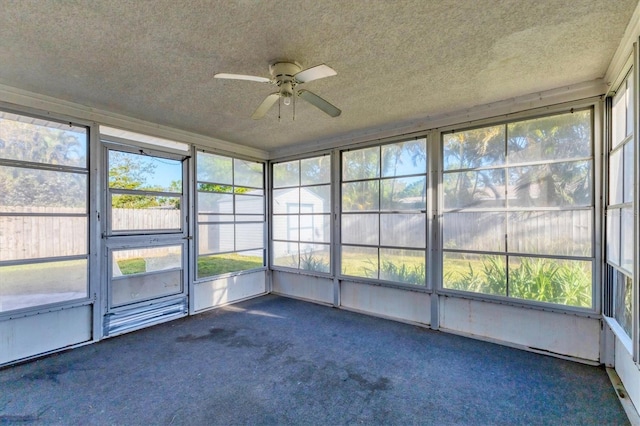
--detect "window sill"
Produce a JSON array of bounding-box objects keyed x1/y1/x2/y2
[{"x1": 603, "y1": 315, "x2": 633, "y2": 355}]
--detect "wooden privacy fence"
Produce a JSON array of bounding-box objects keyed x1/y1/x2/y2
[
  {"x1": 0, "y1": 207, "x2": 181, "y2": 262},
  {"x1": 443, "y1": 210, "x2": 592, "y2": 257},
  {"x1": 1, "y1": 207, "x2": 593, "y2": 262}
]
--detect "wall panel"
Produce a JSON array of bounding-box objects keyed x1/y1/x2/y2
[
  {"x1": 0, "y1": 306, "x2": 92, "y2": 365},
  {"x1": 192, "y1": 271, "x2": 266, "y2": 312},
  {"x1": 340, "y1": 280, "x2": 431, "y2": 325},
  {"x1": 440, "y1": 297, "x2": 600, "y2": 362},
  {"x1": 271, "y1": 271, "x2": 333, "y2": 305},
  {"x1": 615, "y1": 336, "x2": 640, "y2": 411}
]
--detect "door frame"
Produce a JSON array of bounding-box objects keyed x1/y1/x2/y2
[{"x1": 100, "y1": 139, "x2": 191, "y2": 337}]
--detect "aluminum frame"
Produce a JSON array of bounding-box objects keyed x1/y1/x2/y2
[
  {"x1": 603, "y1": 52, "x2": 638, "y2": 358},
  {"x1": 439, "y1": 107, "x2": 598, "y2": 313},
  {"x1": 0, "y1": 107, "x2": 92, "y2": 319},
  {"x1": 193, "y1": 148, "x2": 267, "y2": 283},
  {"x1": 100, "y1": 137, "x2": 190, "y2": 331},
  {"x1": 270, "y1": 153, "x2": 333, "y2": 277},
  {"x1": 338, "y1": 138, "x2": 430, "y2": 288}
]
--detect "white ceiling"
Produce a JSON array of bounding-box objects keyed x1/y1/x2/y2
[{"x1": 0, "y1": 0, "x2": 637, "y2": 154}]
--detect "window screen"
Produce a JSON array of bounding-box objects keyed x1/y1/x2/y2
[
  {"x1": 272, "y1": 155, "x2": 331, "y2": 273},
  {"x1": 0, "y1": 111, "x2": 89, "y2": 312},
  {"x1": 340, "y1": 139, "x2": 427, "y2": 285},
  {"x1": 442, "y1": 110, "x2": 594, "y2": 308},
  {"x1": 605, "y1": 70, "x2": 634, "y2": 336},
  {"x1": 196, "y1": 152, "x2": 265, "y2": 278}
]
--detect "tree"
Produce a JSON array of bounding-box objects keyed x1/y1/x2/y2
[
  {"x1": 109, "y1": 151, "x2": 168, "y2": 209},
  {"x1": 108, "y1": 151, "x2": 183, "y2": 209},
  {"x1": 443, "y1": 111, "x2": 592, "y2": 208},
  {"x1": 0, "y1": 118, "x2": 87, "y2": 210}
]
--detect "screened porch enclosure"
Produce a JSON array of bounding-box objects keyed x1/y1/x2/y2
[
  {"x1": 1, "y1": 8, "x2": 640, "y2": 422},
  {"x1": 1, "y1": 102, "x2": 604, "y2": 358}
]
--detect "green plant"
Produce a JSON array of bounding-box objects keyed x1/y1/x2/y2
[
  {"x1": 444, "y1": 256, "x2": 591, "y2": 308},
  {"x1": 444, "y1": 256, "x2": 506, "y2": 295},
  {"x1": 300, "y1": 251, "x2": 330, "y2": 273},
  {"x1": 555, "y1": 261, "x2": 591, "y2": 307},
  {"x1": 379, "y1": 260, "x2": 425, "y2": 285},
  {"x1": 481, "y1": 255, "x2": 507, "y2": 295},
  {"x1": 509, "y1": 257, "x2": 559, "y2": 303}
]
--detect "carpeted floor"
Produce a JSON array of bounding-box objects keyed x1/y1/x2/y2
[{"x1": 0, "y1": 295, "x2": 628, "y2": 425}]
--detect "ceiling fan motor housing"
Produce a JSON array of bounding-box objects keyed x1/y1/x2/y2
[
  {"x1": 270, "y1": 62, "x2": 300, "y2": 98},
  {"x1": 269, "y1": 62, "x2": 302, "y2": 81}
]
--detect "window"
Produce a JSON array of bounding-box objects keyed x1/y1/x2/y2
[
  {"x1": 196, "y1": 151, "x2": 265, "y2": 278},
  {"x1": 340, "y1": 140, "x2": 427, "y2": 285},
  {"x1": 605, "y1": 70, "x2": 634, "y2": 337},
  {"x1": 272, "y1": 155, "x2": 331, "y2": 273},
  {"x1": 442, "y1": 110, "x2": 594, "y2": 308},
  {"x1": 111, "y1": 245, "x2": 183, "y2": 307},
  {"x1": 0, "y1": 111, "x2": 89, "y2": 312},
  {"x1": 107, "y1": 149, "x2": 183, "y2": 233}
]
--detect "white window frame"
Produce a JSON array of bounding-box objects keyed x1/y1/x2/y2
[
  {"x1": 271, "y1": 154, "x2": 332, "y2": 276},
  {"x1": 194, "y1": 149, "x2": 266, "y2": 281},
  {"x1": 0, "y1": 108, "x2": 92, "y2": 317},
  {"x1": 438, "y1": 106, "x2": 599, "y2": 314}
]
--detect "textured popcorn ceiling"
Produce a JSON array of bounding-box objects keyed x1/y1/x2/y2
[{"x1": 0, "y1": 0, "x2": 637, "y2": 153}]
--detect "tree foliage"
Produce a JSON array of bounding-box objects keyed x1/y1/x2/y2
[
  {"x1": 342, "y1": 141, "x2": 427, "y2": 211},
  {"x1": 0, "y1": 118, "x2": 87, "y2": 209},
  {"x1": 443, "y1": 111, "x2": 592, "y2": 208},
  {"x1": 109, "y1": 151, "x2": 182, "y2": 209}
]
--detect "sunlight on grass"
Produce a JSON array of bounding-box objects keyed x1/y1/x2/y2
[
  {"x1": 197, "y1": 253, "x2": 263, "y2": 278},
  {"x1": 116, "y1": 258, "x2": 146, "y2": 275},
  {"x1": 341, "y1": 250, "x2": 425, "y2": 285},
  {"x1": 1, "y1": 259, "x2": 87, "y2": 295}
]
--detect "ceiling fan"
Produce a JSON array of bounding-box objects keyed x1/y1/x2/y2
[{"x1": 214, "y1": 61, "x2": 341, "y2": 119}]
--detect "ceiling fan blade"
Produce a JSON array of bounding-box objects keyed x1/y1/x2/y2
[
  {"x1": 251, "y1": 93, "x2": 280, "y2": 119},
  {"x1": 214, "y1": 73, "x2": 271, "y2": 83},
  {"x1": 294, "y1": 64, "x2": 337, "y2": 84},
  {"x1": 297, "y1": 90, "x2": 341, "y2": 117}
]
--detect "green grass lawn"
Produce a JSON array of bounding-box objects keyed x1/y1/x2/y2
[
  {"x1": 198, "y1": 253, "x2": 263, "y2": 278},
  {"x1": 340, "y1": 251, "x2": 426, "y2": 285},
  {"x1": 117, "y1": 258, "x2": 146, "y2": 275},
  {"x1": 2, "y1": 252, "x2": 591, "y2": 308},
  {"x1": 118, "y1": 253, "x2": 266, "y2": 279},
  {"x1": 1, "y1": 260, "x2": 87, "y2": 295}
]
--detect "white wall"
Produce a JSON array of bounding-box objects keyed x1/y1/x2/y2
[
  {"x1": 614, "y1": 336, "x2": 640, "y2": 409},
  {"x1": 192, "y1": 271, "x2": 267, "y2": 312},
  {"x1": 439, "y1": 297, "x2": 601, "y2": 362},
  {"x1": 0, "y1": 305, "x2": 92, "y2": 365},
  {"x1": 271, "y1": 271, "x2": 334, "y2": 305},
  {"x1": 340, "y1": 280, "x2": 431, "y2": 326}
]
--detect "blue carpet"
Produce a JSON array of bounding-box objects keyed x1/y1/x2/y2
[{"x1": 0, "y1": 295, "x2": 628, "y2": 425}]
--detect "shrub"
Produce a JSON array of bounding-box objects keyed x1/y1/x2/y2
[
  {"x1": 300, "y1": 251, "x2": 330, "y2": 273},
  {"x1": 445, "y1": 255, "x2": 591, "y2": 308}
]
